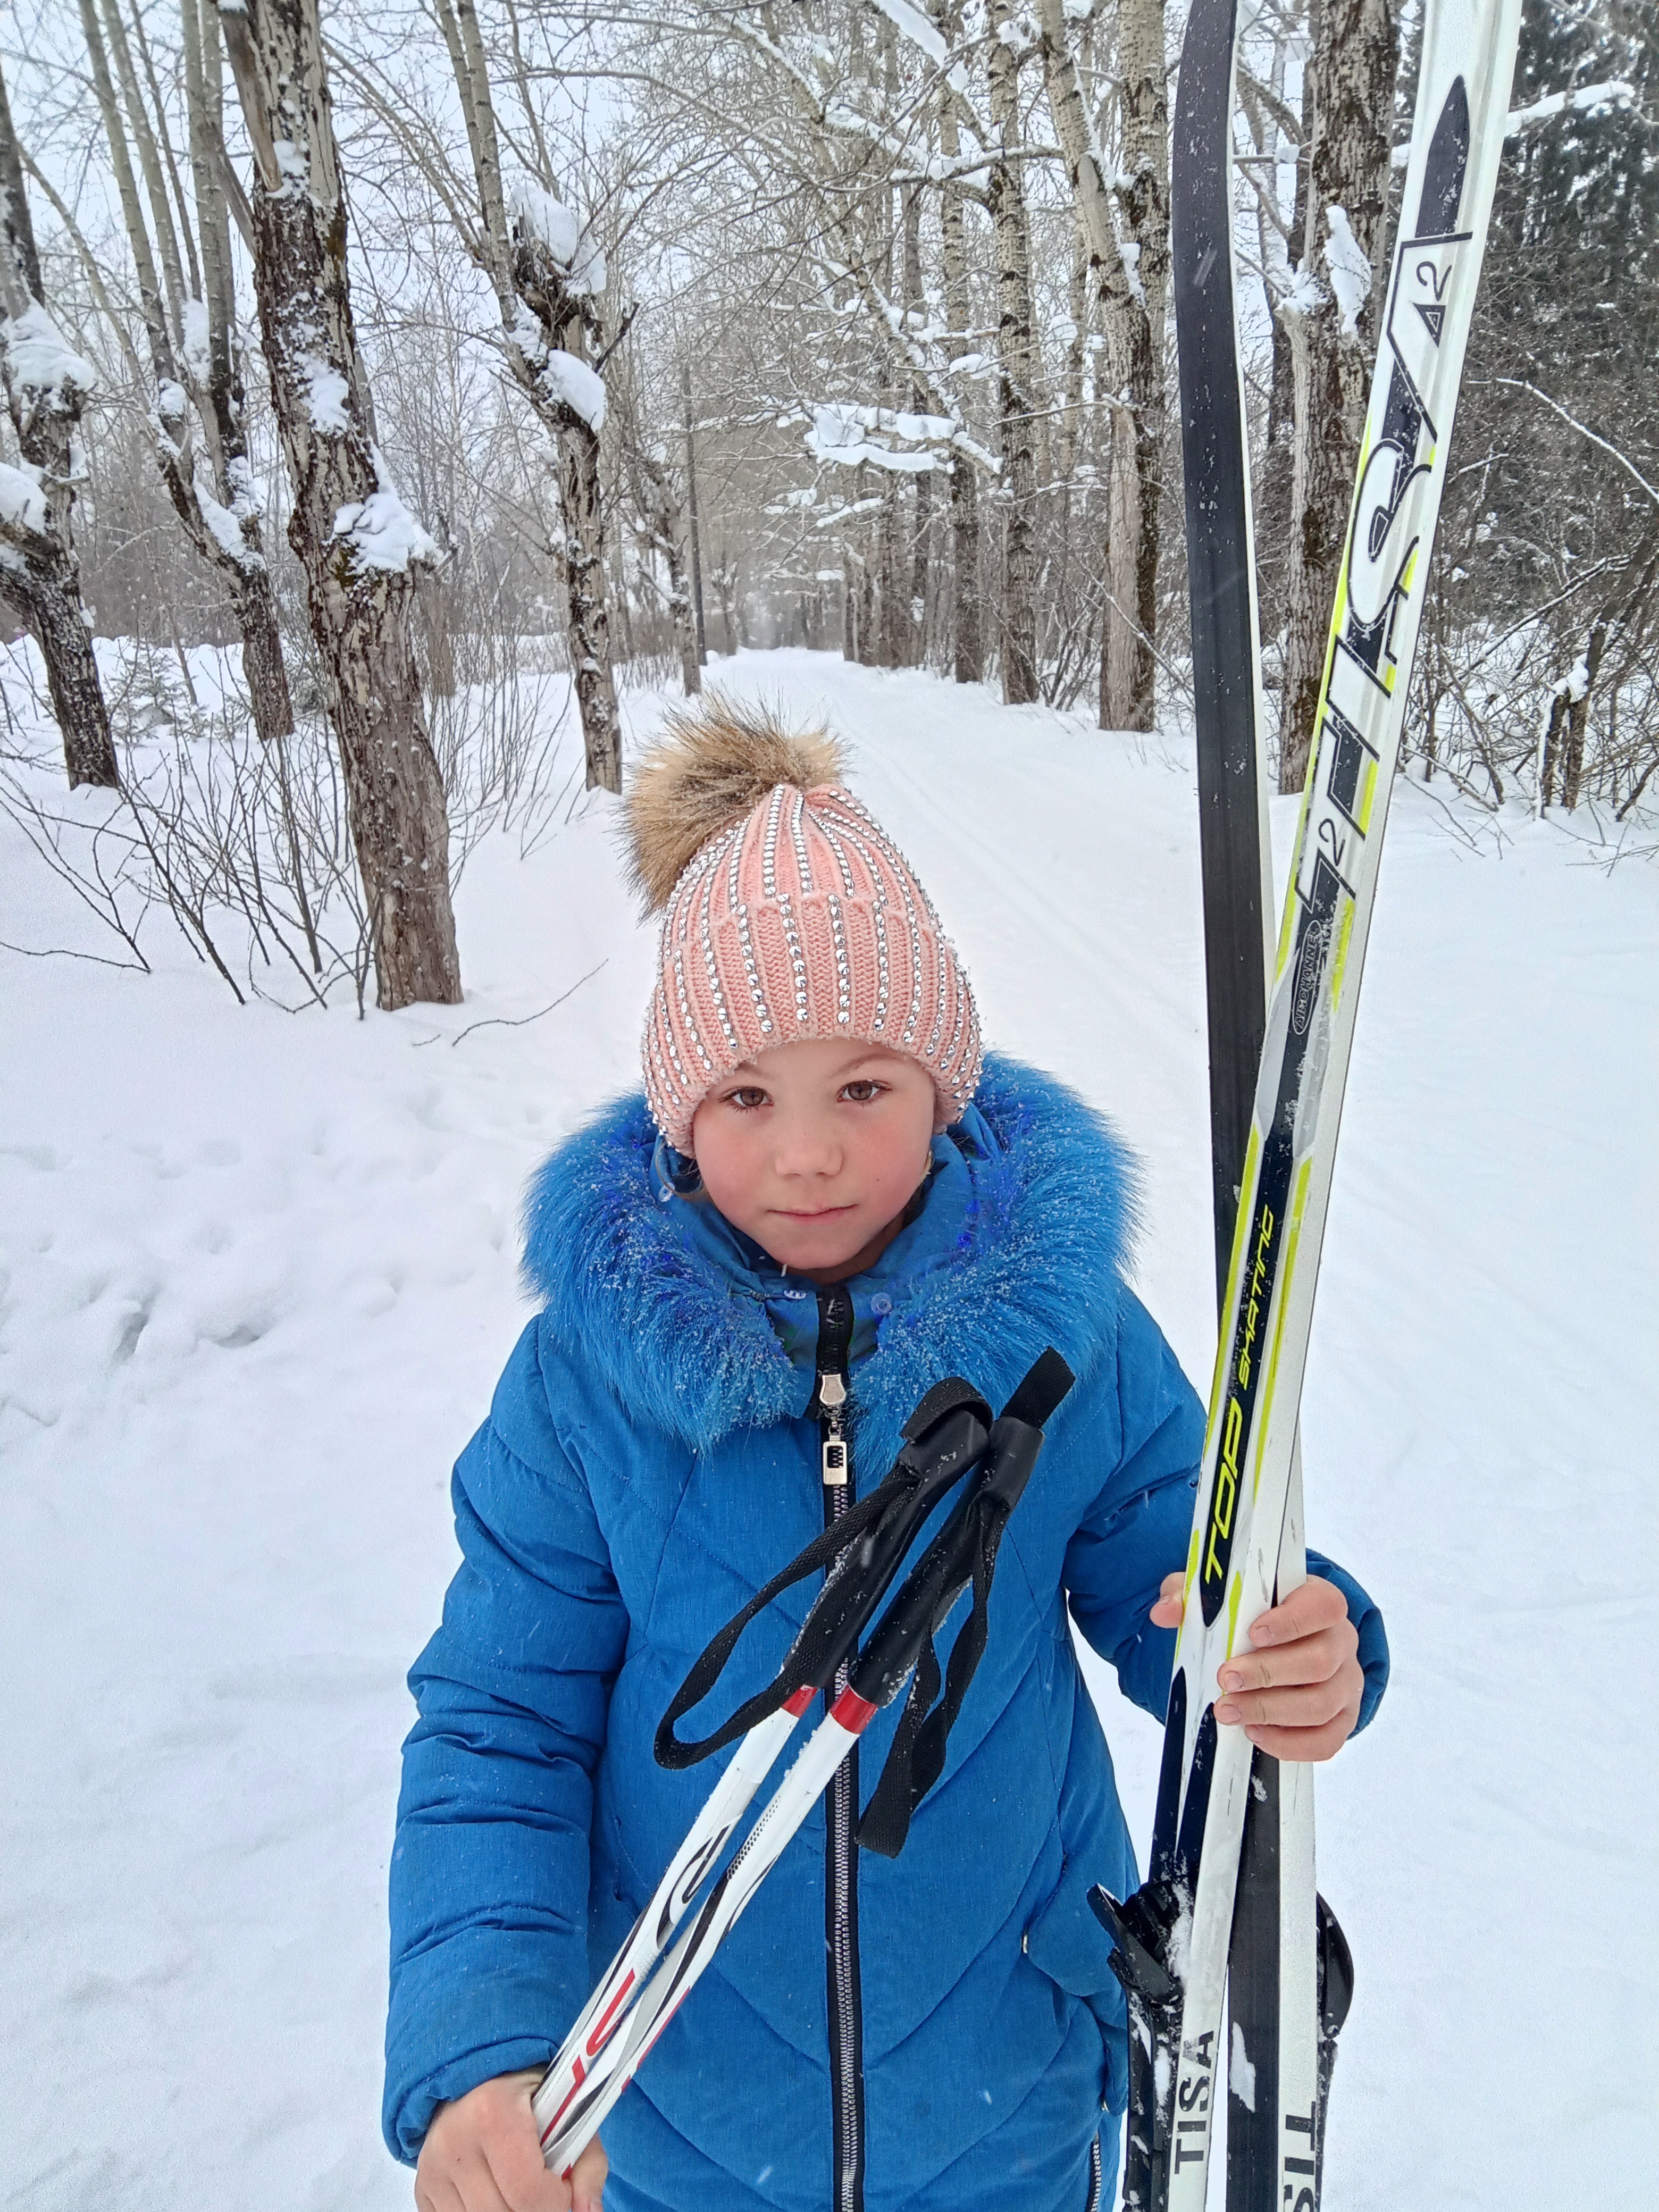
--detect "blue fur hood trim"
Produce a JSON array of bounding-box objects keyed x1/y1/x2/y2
[{"x1": 520, "y1": 1054, "x2": 1141, "y2": 1450}]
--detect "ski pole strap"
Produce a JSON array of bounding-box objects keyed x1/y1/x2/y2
[
  {"x1": 856, "y1": 1347, "x2": 1076, "y2": 1858},
  {"x1": 854, "y1": 1474, "x2": 1014, "y2": 1857},
  {"x1": 654, "y1": 1376, "x2": 992, "y2": 1772}
]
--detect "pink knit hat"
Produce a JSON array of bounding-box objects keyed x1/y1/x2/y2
[{"x1": 626, "y1": 700, "x2": 982, "y2": 1150}]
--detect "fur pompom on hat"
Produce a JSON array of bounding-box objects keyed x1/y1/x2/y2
[{"x1": 626, "y1": 696, "x2": 982, "y2": 1149}]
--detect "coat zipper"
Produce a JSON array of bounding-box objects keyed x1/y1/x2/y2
[{"x1": 814, "y1": 1285, "x2": 864, "y2": 2212}]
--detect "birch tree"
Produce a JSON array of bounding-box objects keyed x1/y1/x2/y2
[
  {"x1": 0, "y1": 58, "x2": 118, "y2": 789},
  {"x1": 1038, "y1": 0, "x2": 1170, "y2": 733},
  {"x1": 217, "y1": 0, "x2": 461, "y2": 1009},
  {"x1": 987, "y1": 0, "x2": 1040, "y2": 705},
  {"x1": 77, "y1": 0, "x2": 293, "y2": 747}
]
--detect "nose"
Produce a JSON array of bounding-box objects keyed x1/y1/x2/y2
[{"x1": 770, "y1": 1107, "x2": 842, "y2": 1180}]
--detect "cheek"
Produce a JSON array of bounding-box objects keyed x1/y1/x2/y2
[{"x1": 864, "y1": 1101, "x2": 936, "y2": 1193}]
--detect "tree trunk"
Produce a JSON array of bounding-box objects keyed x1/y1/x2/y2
[
  {"x1": 433, "y1": 0, "x2": 619, "y2": 790},
  {"x1": 878, "y1": 463, "x2": 904, "y2": 669},
  {"x1": 1038, "y1": 0, "x2": 1168, "y2": 732},
  {"x1": 682, "y1": 364, "x2": 708, "y2": 665},
  {"x1": 1278, "y1": 0, "x2": 1401, "y2": 793},
  {"x1": 902, "y1": 182, "x2": 933, "y2": 664},
  {"x1": 1105, "y1": 0, "x2": 1169, "y2": 732},
  {"x1": 234, "y1": 575, "x2": 295, "y2": 745},
  {"x1": 221, "y1": 0, "x2": 460, "y2": 1010},
  {"x1": 635, "y1": 443, "x2": 699, "y2": 696},
  {"x1": 557, "y1": 400, "x2": 621, "y2": 787},
  {"x1": 950, "y1": 462, "x2": 982, "y2": 684},
  {"x1": 0, "y1": 56, "x2": 118, "y2": 787},
  {"x1": 987, "y1": 0, "x2": 1040, "y2": 706},
  {"x1": 934, "y1": 12, "x2": 983, "y2": 684}
]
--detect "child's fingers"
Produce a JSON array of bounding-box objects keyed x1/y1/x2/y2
[
  {"x1": 569, "y1": 2136, "x2": 608, "y2": 2212},
  {"x1": 1249, "y1": 1575, "x2": 1348, "y2": 1646},
  {"x1": 1147, "y1": 1570, "x2": 1185, "y2": 1628},
  {"x1": 488, "y1": 2091, "x2": 588, "y2": 2212},
  {"x1": 1233, "y1": 1710, "x2": 1357, "y2": 1763},
  {"x1": 1216, "y1": 1618, "x2": 1357, "y2": 1698},
  {"x1": 1215, "y1": 1670, "x2": 1353, "y2": 1734}
]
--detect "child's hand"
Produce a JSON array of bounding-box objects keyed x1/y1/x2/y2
[
  {"x1": 1149, "y1": 1572, "x2": 1362, "y2": 1762},
  {"x1": 415, "y1": 2069, "x2": 607, "y2": 2212}
]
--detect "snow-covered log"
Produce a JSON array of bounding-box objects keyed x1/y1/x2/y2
[
  {"x1": 218, "y1": 0, "x2": 460, "y2": 1011},
  {"x1": 0, "y1": 58, "x2": 118, "y2": 790}
]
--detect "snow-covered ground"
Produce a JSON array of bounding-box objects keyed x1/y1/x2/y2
[{"x1": 2, "y1": 649, "x2": 1653, "y2": 2209}]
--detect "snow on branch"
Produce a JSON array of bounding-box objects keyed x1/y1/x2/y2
[
  {"x1": 1323, "y1": 207, "x2": 1371, "y2": 340},
  {"x1": 0, "y1": 459, "x2": 49, "y2": 543},
  {"x1": 331, "y1": 448, "x2": 440, "y2": 574},
  {"x1": 1507, "y1": 80, "x2": 1637, "y2": 135},
  {"x1": 2, "y1": 301, "x2": 96, "y2": 408},
  {"x1": 538, "y1": 347, "x2": 606, "y2": 432},
  {"x1": 508, "y1": 178, "x2": 607, "y2": 298},
  {"x1": 806, "y1": 401, "x2": 996, "y2": 477},
  {"x1": 866, "y1": 0, "x2": 973, "y2": 100}
]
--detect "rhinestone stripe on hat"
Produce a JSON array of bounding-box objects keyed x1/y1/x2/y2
[
  {"x1": 698, "y1": 858, "x2": 740, "y2": 1056},
  {"x1": 728, "y1": 830, "x2": 774, "y2": 1040}
]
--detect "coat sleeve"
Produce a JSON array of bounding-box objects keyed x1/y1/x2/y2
[
  {"x1": 1062, "y1": 1291, "x2": 1389, "y2": 1730},
  {"x1": 383, "y1": 1317, "x2": 630, "y2": 2165}
]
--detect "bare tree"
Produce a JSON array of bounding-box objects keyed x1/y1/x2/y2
[
  {"x1": 76, "y1": 0, "x2": 293, "y2": 748},
  {"x1": 218, "y1": 0, "x2": 460, "y2": 1009},
  {"x1": 0, "y1": 57, "x2": 118, "y2": 789},
  {"x1": 987, "y1": 0, "x2": 1040, "y2": 705},
  {"x1": 426, "y1": 0, "x2": 621, "y2": 791},
  {"x1": 1039, "y1": 0, "x2": 1169, "y2": 733}
]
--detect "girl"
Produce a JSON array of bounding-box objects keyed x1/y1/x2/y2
[{"x1": 384, "y1": 705, "x2": 1385, "y2": 2212}]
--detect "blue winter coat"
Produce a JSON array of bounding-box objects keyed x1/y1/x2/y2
[{"x1": 384, "y1": 1058, "x2": 1386, "y2": 2211}]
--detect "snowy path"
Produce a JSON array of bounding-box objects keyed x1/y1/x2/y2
[{"x1": 2, "y1": 651, "x2": 1653, "y2": 2209}]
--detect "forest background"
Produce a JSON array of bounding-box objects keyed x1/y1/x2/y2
[{"x1": 0, "y1": 0, "x2": 1653, "y2": 1013}]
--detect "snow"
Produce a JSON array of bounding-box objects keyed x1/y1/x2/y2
[
  {"x1": 807, "y1": 403, "x2": 956, "y2": 475},
  {"x1": 509, "y1": 178, "x2": 606, "y2": 297},
  {"x1": 181, "y1": 297, "x2": 212, "y2": 387},
  {"x1": 1229, "y1": 2022, "x2": 1255, "y2": 2113},
  {"x1": 332, "y1": 448, "x2": 438, "y2": 575},
  {"x1": 1323, "y1": 206, "x2": 1372, "y2": 340},
  {"x1": 2, "y1": 298, "x2": 95, "y2": 403},
  {"x1": 306, "y1": 359, "x2": 352, "y2": 435},
  {"x1": 1, "y1": 650, "x2": 1654, "y2": 2209},
  {"x1": 538, "y1": 348, "x2": 606, "y2": 433},
  {"x1": 1508, "y1": 79, "x2": 1636, "y2": 135},
  {"x1": 0, "y1": 456, "x2": 47, "y2": 538},
  {"x1": 194, "y1": 468, "x2": 262, "y2": 571}
]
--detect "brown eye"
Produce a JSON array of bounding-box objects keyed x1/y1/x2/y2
[
  {"x1": 842, "y1": 1079, "x2": 885, "y2": 1104},
  {"x1": 727, "y1": 1086, "x2": 767, "y2": 1111}
]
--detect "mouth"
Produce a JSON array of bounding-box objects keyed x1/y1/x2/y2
[{"x1": 772, "y1": 1205, "x2": 855, "y2": 1221}]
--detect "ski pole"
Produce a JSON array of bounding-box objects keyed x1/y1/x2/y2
[
  {"x1": 534, "y1": 1348, "x2": 1074, "y2": 2179},
  {"x1": 530, "y1": 1374, "x2": 994, "y2": 2165}
]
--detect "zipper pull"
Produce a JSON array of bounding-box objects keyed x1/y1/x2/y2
[{"x1": 819, "y1": 1371, "x2": 849, "y2": 1486}]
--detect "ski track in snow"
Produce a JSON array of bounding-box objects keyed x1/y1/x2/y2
[{"x1": 2, "y1": 650, "x2": 1653, "y2": 2208}]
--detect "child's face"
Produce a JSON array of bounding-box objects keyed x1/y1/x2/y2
[{"x1": 690, "y1": 1038, "x2": 940, "y2": 1283}]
